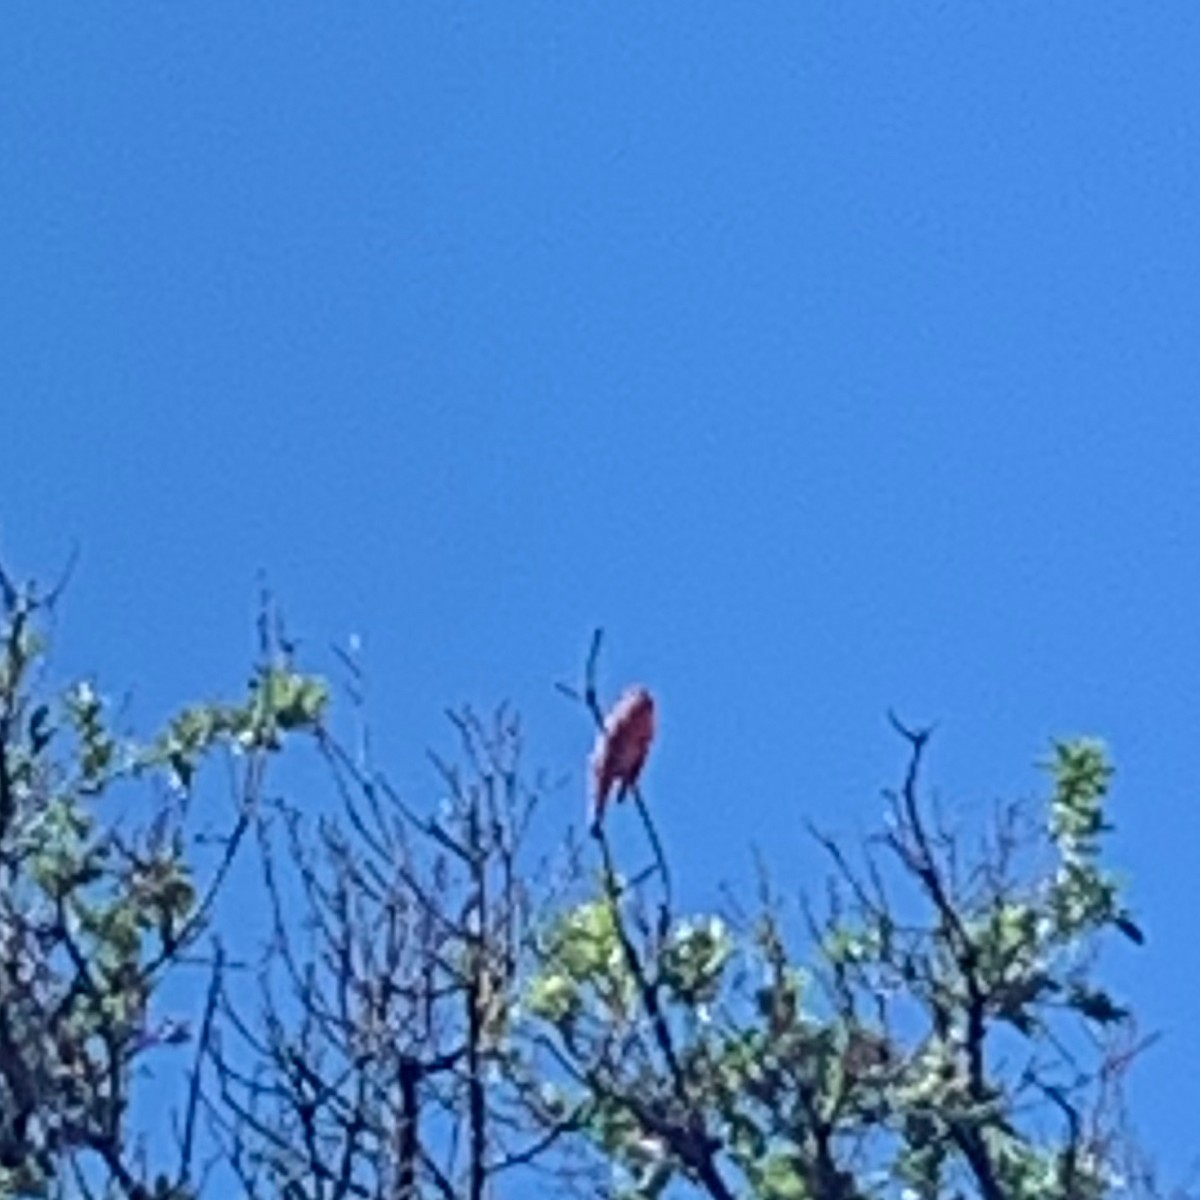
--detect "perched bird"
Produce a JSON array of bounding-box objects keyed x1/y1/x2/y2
[{"x1": 591, "y1": 686, "x2": 656, "y2": 828}]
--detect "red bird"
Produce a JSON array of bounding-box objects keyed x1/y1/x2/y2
[{"x1": 591, "y1": 686, "x2": 656, "y2": 827}]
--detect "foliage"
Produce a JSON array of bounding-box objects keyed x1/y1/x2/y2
[
  {"x1": 0, "y1": 570, "x2": 1162, "y2": 1200},
  {"x1": 0, "y1": 565, "x2": 326, "y2": 1199},
  {"x1": 516, "y1": 702, "x2": 1151, "y2": 1200}
]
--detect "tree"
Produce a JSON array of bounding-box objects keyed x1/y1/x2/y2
[
  {"x1": 206, "y1": 703, "x2": 594, "y2": 1200},
  {"x1": 0, "y1": 564, "x2": 326, "y2": 1199},
  {"x1": 519, "y1": 641, "x2": 1152, "y2": 1200},
  {"x1": 0, "y1": 566, "x2": 1164, "y2": 1200}
]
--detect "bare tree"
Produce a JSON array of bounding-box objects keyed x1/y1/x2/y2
[{"x1": 206, "y1": 677, "x2": 593, "y2": 1199}]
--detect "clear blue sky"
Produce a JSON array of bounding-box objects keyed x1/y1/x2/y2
[{"x1": 3, "y1": 4, "x2": 1198, "y2": 1179}]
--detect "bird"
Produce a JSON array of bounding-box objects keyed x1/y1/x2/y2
[{"x1": 590, "y1": 686, "x2": 656, "y2": 829}]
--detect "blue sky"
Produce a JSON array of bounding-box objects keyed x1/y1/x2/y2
[{"x1": 3, "y1": 4, "x2": 1199, "y2": 1180}]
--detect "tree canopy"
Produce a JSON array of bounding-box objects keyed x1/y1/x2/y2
[{"x1": 0, "y1": 564, "x2": 1162, "y2": 1200}]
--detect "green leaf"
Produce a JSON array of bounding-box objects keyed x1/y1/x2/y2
[
  {"x1": 751, "y1": 1154, "x2": 809, "y2": 1200},
  {"x1": 660, "y1": 916, "x2": 732, "y2": 1004},
  {"x1": 525, "y1": 972, "x2": 580, "y2": 1024}
]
